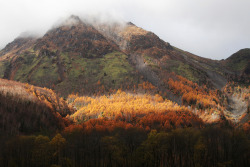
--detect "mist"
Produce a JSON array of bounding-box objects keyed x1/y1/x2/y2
[{"x1": 0, "y1": 0, "x2": 249, "y2": 59}]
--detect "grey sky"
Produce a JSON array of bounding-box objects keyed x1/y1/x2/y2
[{"x1": 0, "y1": 0, "x2": 249, "y2": 60}]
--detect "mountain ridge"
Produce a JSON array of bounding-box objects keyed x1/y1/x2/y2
[{"x1": 0, "y1": 15, "x2": 249, "y2": 95}]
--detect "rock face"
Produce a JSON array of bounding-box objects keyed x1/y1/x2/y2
[
  {"x1": 126, "y1": 31, "x2": 172, "y2": 58},
  {"x1": 0, "y1": 37, "x2": 36, "y2": 58},
  {"x1": 94, "y1": 22, "x2": 173, "y2": 58},
  {"x1": 34, "y1": 18, "x2": 119, "y2": 58}
]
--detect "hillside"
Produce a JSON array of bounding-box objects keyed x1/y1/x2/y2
[
  {"x1": 0, "y1": 79, "x2": 73, "y2": 135},
  {"x1": 221, "y1": 48, "x2": 250, "y2": 85},
  {"x1": 93, "y1": 21, "x2": 233, "y2": 89},
  {"x1": 223, "y1": 48, "x2": 250, "y2": 74}
]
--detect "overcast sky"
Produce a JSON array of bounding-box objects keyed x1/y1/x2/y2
[{"x1": 0, "y1": 0, "x2": 249, "y2": 60}]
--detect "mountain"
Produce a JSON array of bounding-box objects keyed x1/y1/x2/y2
[
  {"x1": 1, "y1": 15, "x2": 248, "y2": 96},
  {"x1": 0, "y1": 16, "x2": 142, "y2": 96},
  {"x1": 0, "y1": 15, "x2": 249, "y2": 122},
  {"x1": 0, "y1": 15, "x2": 249, "y2": 167},
  {"x1": 0, "y1": 15, "x2": 249, "y2": 112}
]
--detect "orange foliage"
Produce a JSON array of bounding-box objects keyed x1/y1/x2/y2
[
  {"x1": 70, "y1": 90, "x2": 185, "y2": 121},
  {"x1": 25, "y1": 83, "x2": 73, "y2": 116},
  {"x1": 168, "y1": 75, "x2": 220, "y2": 110},
  {"x1": 242, "y1": 121, "x2": 250, "y2": 133},
  {"x1": 66, "y1": 90, "x2": 203, "y2": 132},
  {"x1": 139, "y1": 81, "x2": 156, "y2": 90}
]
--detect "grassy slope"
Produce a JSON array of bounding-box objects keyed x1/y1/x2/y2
[
  {"x1": 164, "y1": 59, "x2": 201, "y2": 82},
  {"x1": 56, "y1": 51, "x2": 139, "y2": 95},
  {"x1": 143, "y1": 51, "x2": 206, "y2": 83},
  {"x1": 6, "y1": 50, "x2": 140, "y2": 96},
  {"x1": 0, "y1": 61, "x2": 7, "y2": 78}
]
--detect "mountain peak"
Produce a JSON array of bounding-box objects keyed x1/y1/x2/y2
[
  {"x1": 127, "y1": 22, "x2": 135, "y2": 26},
  {"x1": 69, "y1": 15, "x2": 80, "y2": 20},
  {"x1": 63, "y1": 15, "x2": 82, "y2": 26}
]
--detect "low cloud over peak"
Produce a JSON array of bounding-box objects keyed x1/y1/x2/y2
[{"x1": 0, "y1": 0, "x2": 249, "y2": 59}]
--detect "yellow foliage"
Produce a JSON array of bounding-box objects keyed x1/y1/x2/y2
[{"x1": 70, "y1": 90, "x2": 186, "y2": 123}]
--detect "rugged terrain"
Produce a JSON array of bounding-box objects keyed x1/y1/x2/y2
[{"x1": 0, "y1": 15, "x2": 249, "y2": 124}]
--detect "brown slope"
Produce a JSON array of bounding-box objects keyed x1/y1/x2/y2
[
  {"x1": 0, "y1": 78, "x2": 73, "y2": 135},
  {"x1": 0, "y1": 37, "x2": 36, "y2": 61},
  {"x1": 94, "y1": 21, "x2": 173, "y2": 58},
  {"x1": 34, "y1": 15, "x2": 119, "y2": 58}
]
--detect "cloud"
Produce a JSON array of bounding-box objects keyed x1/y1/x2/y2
[{"x1": 0, "y1": 0, "x2": 249, "y2": 59}]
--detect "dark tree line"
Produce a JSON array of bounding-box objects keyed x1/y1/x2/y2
[{"x1": 1, "y1": 125, "x2": 249, "y2": 167}]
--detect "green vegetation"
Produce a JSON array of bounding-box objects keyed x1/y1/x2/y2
[
  {"x1": 166, "y1": 60, "x2": 200, "y2": 82},
  {"x1": 143, "y1": 55, "x2": 157, "y2": 66},
  {"x1": 101, "y1": 52, "x2": 134, "y2": 85},
  {"x1": 0, "y1": 50, "x2": 138, "y2": 96},
  {"x1": 30, "y1": 55, "x2": 59, "y2": 87},
  {"x1": 0, "y1": 61, "x2": 8, "y2": 78},
  {"x1": 14, "y1": 53, "x2": 41, "y2": 82},
  {"x1": 61, "y1": 52, "x2": 136, "y2": 83},
  {"x1": 225, "y1": 48, "x2": 250, "y2": 72},
  {"x1": 226, "y1": 60, "x2": 248, "y2": 72},
  {"x1": 56, "y1": 51, "x2": 139, "y2": 95}
]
